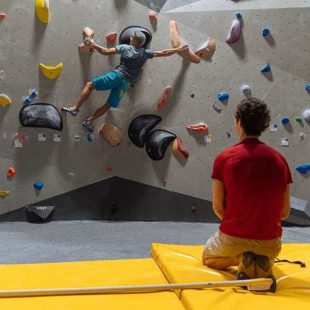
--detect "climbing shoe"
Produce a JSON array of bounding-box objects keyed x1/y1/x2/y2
[
  {"x1": 82, "y1": 120, "x2": 94, "y2": 132},
  {"x1": 255, "y1": 254, "x2": 277, "y2": 293},
  {"x1": 61, "y1": 107, "x2": 79, "y2": 116},
  {"x1": 237, "y1": 251, "x2": 257, "y2": 280}
]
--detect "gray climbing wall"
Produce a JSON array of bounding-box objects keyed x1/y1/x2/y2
[{"x1": 0, "y1": 0, "x2": 309, "y2": 215}]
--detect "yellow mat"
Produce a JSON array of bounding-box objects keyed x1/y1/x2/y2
[
  {"x1": 151, "y1": 243, "x2": 310, "y2": 310},
  {"x1": 0, "y1": 258, "x2": 185, "y2": 310}
]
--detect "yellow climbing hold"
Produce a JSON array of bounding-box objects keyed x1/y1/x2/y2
[
  {"x1": 35, "y1": 0, "x2": 49, "y2": 24},
  {"x1": 0, "y1": 94, "x2": 12, "y2": 106},
  {"x1": 39, "y1": 62, "x2": 63, "y2": 79},
  {"x1": 0, "y1": 190, "x2": 10, "y2": 197}
]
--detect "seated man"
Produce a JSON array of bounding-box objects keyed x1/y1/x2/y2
[
  {"x1": 62, "y1": 30, "x2": 188, "y2": 132},
  {"x1": 202, "y1": 98, "x2": 292, "y2": 292}
]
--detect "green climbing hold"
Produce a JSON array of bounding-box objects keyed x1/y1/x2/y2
[{"x1": 296, "y1": 117, "x2": 302, "y2": 123}]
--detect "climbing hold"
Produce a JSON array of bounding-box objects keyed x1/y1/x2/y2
[
  {"x1": 262, "y1": 27, "x2": 270, "y2": 37},
  {"x1": 0, "y1": 69, "x2": 4, "y2": 81},
  {"x1": 19, "y1": 103, "x2": 63, "y2": 131},
  {"x1": 170, "y1": 21, "x2": 201, "y2": 64},
  {"x1": 0, "y1": 190, "x2": 10, "y2": 197},
  {"x1": 225, "y1": 12, "x2": 242, "y2": 44},
  {"x1": 300, "y1": 132, "x2": 305, "y2": 141},
  {"x1": 281, "y1": 117, "x2": 290, "y2": 125},
  {"x1": 305, "y1": 83, "x2": 310, "y2": 91},
  {"x1": 212, "y1": 103, "x2": 222, "y2": 113},
  {"x1": 7, "y1": 167, "x2": 16, "y2": 178},
  {"x1": 191, "y1": 206, "x2": 197, "y2": 214},
  {"x1": 241, "y1": 84, "x2": 252, "y2": 98},
  {"x1": 145, "y1": 130, "x2": 176, "y2": 161},
  {"x1": 261, "y1": 63, "x2": 271, "y2": 73},
  {"x1": 280, "y1": 137, "x2": 289, "y2": 147},
  {"x1": 0, "y1": 94, "x2": 12, "y2": 106},
  {"x1": 296, "y1": 164, "x2": 310, "y2": 175},
  {"x1": 226, "y1": 132, "x2": 231, "y2": 138},
  {"x1": 186, "y1": 123, "x2": 208, "y2": 133},
  {"x1": 79, "y1": 27, "x2": 95, "y2": 53},
  {"x1": 33, "y1": 181, "x2": 44, "y2": 190},
  {"x1": 119, "y1": 26, "x2": 152, "y2": 49},
  {"x1": 99, "y1": 123, "x2": 123, "y2": 147},
  {"x1": 106, "y1": 167, "x2": 113, "y2": 173},
  {"x1": 35, "y1": 0, "x2": 49, "y2": 24},
  {"x1": 23, "y1": 89, "x2": 39, "y2": 106},
  {"x1": 172, "y1": 136, "x2": 190, "y2": 160},
  {"x1": 296, "y1": 116, "x2": 302, "y2": 123},
  {"x1": 270, "y1": 124, "x2": 278, "y2": 132},
  {"x1": 106, "y1": 32, "x2": 117, "y2": 45},
  {"x1": 195, "y1": 37, "x2": 216, "y2": 58},
  {"x1": 86, "y1": 133, "x2": 94, "y2": 142},
  {"x1": 128, "y1": 114, "x2": 161, "y2": 148},
  {"x1": 0, "y1": 12, "x2": 6, "y2": 20},
  {"x1": 302, "y1": 109, "x2": 310, "y2": 122},
  {"x1": 157, "y1": 86, "x2": 172, "y2": 110},
  {"x1": 148, "y1": 10, "x2": 158, "y2": 22},
  {"x1": 218, "y1": 92, "x2": 229, "y2": 102},
  {"x1": 190, "y1": 94, "x2": 195, "y2": 98},
  {"x1": 39, "y1": 62, "x2": 63, "y2": 79}
]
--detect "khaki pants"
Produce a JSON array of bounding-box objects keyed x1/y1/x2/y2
[{"x1": 202, "y1": 230, "x2": 281, "y2": 263}]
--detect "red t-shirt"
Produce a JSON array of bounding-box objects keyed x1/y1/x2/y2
[{"x1": 212, "y1": 138, "x2": 292, "y2": 240}]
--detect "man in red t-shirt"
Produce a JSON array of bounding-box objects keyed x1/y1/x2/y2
[{"x1": 202, "y1": 98, "x2": 292, "y2": 292}]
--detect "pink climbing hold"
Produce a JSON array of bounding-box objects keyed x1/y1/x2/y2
[
  {"x1": 106, "y1": 32, "x2": 117, "y2": 45},
  {"x1": 0, "y1": 12, "x2": 6, "y2": 20},
  {"x1": 148, "y1": 10, "x2": 158, "y2": 22},
  {"x1": 157, "y1": 86, "x2": 172, "y2": 110},
  {"x1": 225, "y1": 12, "x2": 242, "y2": 44},
  {"x1": 186, "y1": 123, "x2": 209, "y2": 133}
]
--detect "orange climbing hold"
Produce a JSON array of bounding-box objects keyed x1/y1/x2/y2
[
  {"x1": 106, "y1": 32, "x2": 117, "y2": 45},
  {"x1": 195, "y1": 37, "x2": 216, "y2": 58},
  {"x1": 170, "y1": 21, "x2": 201, "y2": 64},
  {"x1": 7, "y1": 166, "x2": 16, "y2": 178},
  {"x1": 172, "y1": 137, "x2": 190, "y2": 159},
  {"x1": 186, "y1": 123, "x2": 208, "y2": 133},
  {"x1": 157, "y1": 86, "x2": 172, "y2": 110}
]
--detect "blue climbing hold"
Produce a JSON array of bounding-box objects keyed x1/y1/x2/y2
[
  {"x1": 87, "y1": 133, "x2": 94, "y2": 142},
  {"x1": 281, "y1": 117, "x2": 290, "y2": 125},
  {"x1": 23, "y1": 96, "x2": 32, "y2": 106},
  {"x1": 262, "y1": 28, "x2": 270, "y2": 37},
  {"x1": 296, "y1": 164, "x2": 310, "y2": 175},
  {"x1": 218, "y1": 92, "x2": 229, "y2": 102},
  {"x1": 261, "y1": 63, "x2": 271, "y2": 73},
  {"x1": 305, "y1": 83, "x2": 310, "y2": 91},
  {"x1": 235, "y1": 12, "x2": 242, "y2": 20},
  {"x1": 33, "y1": 181, "x2": 44, "y2": 190}
]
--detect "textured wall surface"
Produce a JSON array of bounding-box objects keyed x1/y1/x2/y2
[{"x1": 0, "y1": 0, "x2": 309, "y2": 215}]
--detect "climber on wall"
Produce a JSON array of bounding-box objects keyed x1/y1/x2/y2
[
  {"x1": 62, "y1": 30, "x2": 188, "y2": 132},
  {"x1": 202, "y1": 98, "x2": 292, "y2": 292}
]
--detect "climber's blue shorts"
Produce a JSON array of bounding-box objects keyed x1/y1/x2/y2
[{"x1": 91, "y1": 71, "x2": 129, "y2": 108}]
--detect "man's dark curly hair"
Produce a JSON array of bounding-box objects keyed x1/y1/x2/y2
[{"x1": 234, "y1": 98, "x2": 271, "y2": 136}]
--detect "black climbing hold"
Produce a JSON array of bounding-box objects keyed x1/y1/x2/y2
[
  {"x1": 128, "y1": 114, "x2": 162, "y2": 148},
  {"x1": 119, "y1": 26, "x2": 152, "y2": 49},
  {"x1": 190, "y1": 94, "x2": 195, "y2": 98},
  {"x1": 19, "y1": 103, "x2": 63, "y2": 131},
  {"x1": 145, "y1": 129, "x2": 176, "y2": 161}
]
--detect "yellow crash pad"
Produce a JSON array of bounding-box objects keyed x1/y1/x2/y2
[
  {"x1": 0, "y1": 258, "x2": 185, "y2": 310},
  {"x1": 151, "y1": 243, "x2": 310, "y2": 310}
]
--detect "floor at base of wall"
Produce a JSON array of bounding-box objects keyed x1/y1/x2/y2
[{"x1": 0, "y1": 221, "x2": 309, "y2": 264}]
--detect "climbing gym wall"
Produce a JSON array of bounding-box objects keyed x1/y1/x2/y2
[{"x1": 0, "y1": 0, "x2": 309, "y2": 221}]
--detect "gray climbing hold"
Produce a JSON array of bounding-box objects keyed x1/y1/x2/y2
[
  {"x1": 302, "y1": 109, "x2": 310, "y2": 122},
  {"x1": 241, "y1": 84, "x2": 252, "y2": 98}
]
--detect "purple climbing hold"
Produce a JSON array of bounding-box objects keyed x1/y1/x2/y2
[
  {"x1": 281, "y1": 117, "x2": 290, "y2": 125},
  {"x1": 261, "y1": 63, "x2": 271, "y2": 73},
  {"x1": 296, "y1": 164, "x2": 310, "y2": 175},
  {"x1": 225, "y1": 12, "x2": 242, "y2": 44},
  {"x1": 262, "y1": 28, "x2": 270, "y2": 37},
  {"x1": 218, "y1": 92, "x2": 229, "y2": 102}
]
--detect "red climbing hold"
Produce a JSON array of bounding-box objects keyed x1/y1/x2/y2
[
  {"x1": 157, "y1": 86, "x2": 172, "y2": 110},
  {"x1": 0, "y1": 12, "x2": 6, "y2": 20},
  {"x1": 106, "y1": 32, "x2": 117, "y2": 45},
  {"x1": 186, "y1": 123, "x2": 208, "y2": 133},
  {"x1": 7, "y1": 166, "x2": 16, "y2": 178}
]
